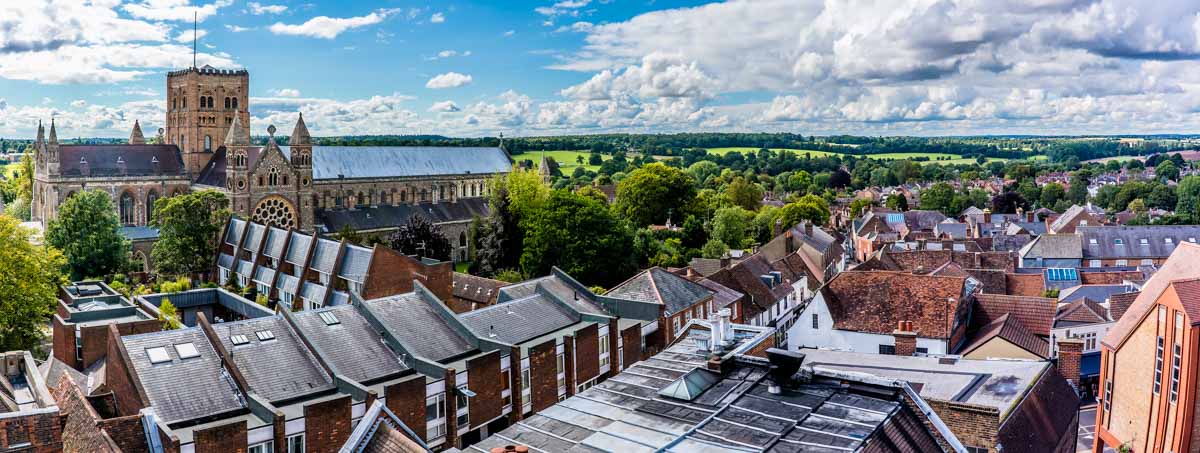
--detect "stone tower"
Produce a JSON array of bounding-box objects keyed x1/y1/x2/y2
[
  {"x1": 290, "y1": 114, "x2": 315, "y2": 231},
  {"x1": 224, "y1": 114, "x2": 252, "y2": 215},
  {"x1": 165, "y1": 65, "x2": 250, "y2": 175},
  {"x1": 129, "y1": 120, "x2": 146, "y2": 145}
]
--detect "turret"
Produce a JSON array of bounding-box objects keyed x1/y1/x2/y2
[
  {"x1": 129, "y1": 120, "x2": 146, "y2": 145},
  {"x1": 46, "y1": 119, "x2": 59, "y2": 164},
  {"x1": 224, "y1": 114, "x2": 249, "y2": 192},
  {"x1": 289, "y1": 113, "x2": 312, "y2": 168}
]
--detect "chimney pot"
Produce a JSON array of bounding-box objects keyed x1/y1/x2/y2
[
  {"x1": 1057, "y1": 338, "x2": 1084, "y2": 391},
  {"x1": 893, "y1": 321, "x2": 917, "y2": 356}
]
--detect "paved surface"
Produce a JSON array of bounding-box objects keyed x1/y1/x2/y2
[{"x1": 1077, "y1": 405, "x2": 1112, "y2": 452}]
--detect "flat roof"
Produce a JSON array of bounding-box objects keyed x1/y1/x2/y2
[{"x1": 798, "y1": 348, "x2": 1048, "y2": 415}]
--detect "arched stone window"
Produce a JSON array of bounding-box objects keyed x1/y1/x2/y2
[
  {"x1": 268, "y1": 167, "x2": 280, "y2": 186},
  {"x1": 357, "y1": 191, "x2": 367, "y2": 208},
  {"x1": 119, "y1": 192, "x2": 135, "y2": 225},
  {"x1": 232, "y1": 98, "x2": 238, "y2": 110},
  {"x1": 459, "y1": 232, "x2": 467, "y2": 247},
  {"x1": 204, "y1": 135, "x2": 212, "y2": 151},
  {"x1": 225, "y1": 97, "x2": 231, "y2": 109},
  {"x1": 146, "y1": 190, "x2": 159, "y2": 224}
]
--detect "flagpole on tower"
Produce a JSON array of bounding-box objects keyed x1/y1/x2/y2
[{"x1": 192, "y1": 11, "x2": 198, "y2": 69}]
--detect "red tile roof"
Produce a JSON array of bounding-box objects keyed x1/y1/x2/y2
[
  {"x1": 1054, "y1": 298, "x2": 1112, "y2": 327},
  {"x1": 820, "y1": 271, "x2": 968, "y2": 339},
  {"x1": 972, "y1": 294, "x2": 1056, "y2": 337},
  {"x1": 960, "y1": 313, "x2": 1050, "y2": 359},
  {"x1": 1006, "y1": 273, "x2": 1046, "y2": 297},
  {"x1": 1108, "y1": 291, "x2": 1139, "y2": 321}
]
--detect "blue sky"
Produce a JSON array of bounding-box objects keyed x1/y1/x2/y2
[{"x1": 3, "y1": 0, "x2": 1200, "y2": 138}]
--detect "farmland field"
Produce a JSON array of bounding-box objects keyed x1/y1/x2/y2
[
  {"x1": 705, "y1": 147, "x2": 842, "y2": 158},
  {"x1": 704, "y1": 148, "x2": 1018, "y2": 165},
  {"x1": 510, "y1": 150, "x2": 611, "y2": 172}
]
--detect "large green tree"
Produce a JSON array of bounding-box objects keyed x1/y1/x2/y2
[
  {"x1": 919, "y1": 182, "x2": 955, "y2": 215},
  {"x1": 711, "y1": 206, "x2": 752, "y2": 249},
  {"x1": 1177, "y1": 176, "x2": 1200, "y2": 222},
  {"x1": 46, "y1": 190, "x2": 128, "y2": 280},
  {"x1": 520, "y1": 190, "x2": 635, "y2": 287},
  {"x1": 776, "y1": 194, "x2": 831, "y2": 227},
  {"x1": 1040, "y1": 183, "x2": 1065, "y2": 208},
  {"x1": 389, "y1": 215, "x2": 453, "y2": 261},
  {"x1": 0, "y1": 216, "x2": 66, "y2": 352},
  {"x1": 151, "y1": 190, "x2": 231, "y2": 276},
  {"x1": 614, "y1": 163, "x2": 697, "y2": 227},
  {"x1": 723, "y1": 176, "x2": 763, "y2": 211}
]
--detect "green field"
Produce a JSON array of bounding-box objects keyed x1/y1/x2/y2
[
  {"x1": 511, "y1": 150, "x2": 611, "y2": 172},
  {"x1": 704, "y1": 148, "x2": 1016, "y2": 165},
  {"x1": 706, "y1": 147, "x2": 842, "y2": 158}
]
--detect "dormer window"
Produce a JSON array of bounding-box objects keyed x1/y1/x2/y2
[
  {"x1": 1114, "y1": 239, "x2": 1123, "y2": 245},
  {"x1": 80, "y1": 157, "x2": 87, "y2": 164},
  {"x1": 1140, "y1": 238, "x2": 1149, "y2": 245},
  {"x1": 1166, "y1": 238, "x2": 1174, "y2": 244},
  {"x1": 1089, "y1": 238, "x2": 1097, "y2": 245}
]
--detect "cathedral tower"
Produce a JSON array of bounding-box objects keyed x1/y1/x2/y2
[
  {"x1": 290, "y1": 114, "x2": 315, "y2": 231},
  {"x1": 166, "y1": 65, "x2": 249, "y2": 175}
]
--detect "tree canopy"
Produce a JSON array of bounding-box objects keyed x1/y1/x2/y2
[
  {"x1": 45, "y1": 190, "x2": 129, "y2": 280},
  {"x1": 388, "y1": 215, "x2": 453, "y2": 261},
  {"x1": 151, "y1": 190, "x2": 231, "y2": 276},
  {"x1": 520, "y1": 190, "x2": 636, "y2": 287},
  {"x1": 0, "y1": 216, "x2": 66, "y2": 352},
  {"x1": 614, "y1": 163, "x2": 697, "y2": 227},
  {"x1": 776, "y1": 194, "x2": 831, "y2": 227}
]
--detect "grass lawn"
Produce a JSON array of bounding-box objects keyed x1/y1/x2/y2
[
  {"x1": 511, "y1": 150, "x2": 610, "y2": 172},
  {"x1": 705, "y1": 147, "x2": 842, "y2": 158}
]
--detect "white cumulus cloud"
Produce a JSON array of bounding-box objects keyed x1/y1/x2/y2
[
  {"x1": 269, "y1": 8, "x2": 399, "y2": 39},
  {"x1": 247, "y1": 2, "x2": 288, "y2": 15},
  {"x1": 426, "y1": 72, "x2": 473, "y2": 89}
]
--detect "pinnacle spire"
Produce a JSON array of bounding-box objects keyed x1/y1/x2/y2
[
  {"x1": 224, "y1": 114, "x2": 249, "y2": 147},
  {"x1": 289, "y1": 112, "x2": 311, "y2": 146},
  {"x1": 129, "y1": 120, "x2": 146, "y2": 145},
  {"x1": 48, "y1": 118, "x2": 58, "y2": 144},
  {"x1": 35, "y1": 120, "x2": 44, "y2": 144}
]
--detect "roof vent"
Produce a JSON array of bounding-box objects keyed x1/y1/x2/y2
[{"x1": 766, "y1": 348, "x2": 805, "y2": 394}]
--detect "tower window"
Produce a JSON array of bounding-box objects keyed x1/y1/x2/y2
[
  {"x1": 232, "y1": 97, "x2": 238, "y2": 109},
  {"x1": 204, "y1": 135, "x2": 212, "y2": 151},
  {"x1": 225, "y1": 97, "x2": 231, "y2": 109}
]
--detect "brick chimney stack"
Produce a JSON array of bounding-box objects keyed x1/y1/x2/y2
[
  {"x1": 1057, "y1": 337, "x2": 1083, "y2": 390},
  {"x1": 805, "y1": 221, "x2": 814, "y2": 237},
  {"x1": 892, "y1": 321, "x2": 917, "y2": 356},
  {"x1": 983, "y1": 209, "x2": 992, "y2": 225},
  {"x1": 490, "y1": 446, "x2": 530, "y2": 453}
]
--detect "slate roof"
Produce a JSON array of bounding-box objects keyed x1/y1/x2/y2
[
  {"x1": 903, "y1": 210, "x2": 947, "y2": 231},
  {"x1": 213, "y1": 316, "x2": 334, "y2": 402},
  {"x1": 310, "y1": 238, "x2": 340, "y2": 274},
  {"x1": 935, "y1": 222, "x2": 968, "y2": 240},
  {"x1": 285, "y1": 232, "x2": 313, "y2": 264},
  {"x1": 286, "y1": 146, "x2": 510, "y2": 180},
  {"x1": 363, "y1": 292, "x2": 474, "y2": 362},
  {"x1": 339, "y1": 245, "x2": 374, "y2": 283},
  {"x1": 971, "y1": 294, "x2": 1056, "y2": 337},
  {"x1": 1080, "y1": 225, "x2": 1200, "y2": 259},
  {"x1": 1058, "y1": 284, "x2": 1133, "y2": 304},
  {"x1": 686, "y1": 258, "x2": 725, "y2": 277},
  {"x1": 59, "y1": 145, "x2": 187, "y2": 177},
  {"x1": 695, "y1": 278, "x2": 743, "y2": 310},
  {"x1": 225, "y1": 218, "x2": 245, "y2": 246},
  {"x1": 452, "y1": 273, "x2": 507, "y2": 304},
  {"x1": 119, "y1": 226, "x2": 160, "y2": 241},
  {"x1": 290, "y1": 306, "x2": 408, "y2": 383},
  {"x1": 993, "y1": 366, "x2": 1082, "y2": 453},
  {"x1": 1055, "y1": 299, "x2": 1112, "y2": 328},
  {"x1": 300, "y1": 282, "x2": 328, "y2": 303},
  {"x1": 316, "y1": 198, "x2": 489, "y2": 233},
  {"x1": 121, "y1": 328, "x2": 245, "y2": 424},
  {"x1": 348, "y1": 401, "x2": 428, "y2": 453},
  {"x1": 242, "y1": 222, "x2": 265, "y2": 252},
  {"x1": 1019, "y1": 234, "x2": 1083, "y2": 260},
  {"x1": 261, "y1": 227, "x2": 288, "y2": 259},
  {"x1": 460, "y1": 293, "x2": 580, "y2": 344},
  {"x1": 193, "y1": 146, "x2": 228, "y2": 187},
  {"x1": 960, "y1": 313, "x2": 1050, "y2": 358},
  {"x1": 605, "y1": 267, "x2": 712, "y2": 316},
  {"x1": 498, "y1": 271, "x2": 608, "y2": 316},
  {"x1": 276, "y1": 273, "x2": 300, "y2": 295},
  {"x1": 819, "y1": 271, "x2": 968, "y2": 339}
]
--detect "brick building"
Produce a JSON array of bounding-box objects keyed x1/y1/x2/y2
[
  {"x1": 52, "y1": 281, "x2": 160, "y2": 372},
  {"x1": 1094, "y1": 242, "x2": 1200, "y2": 452},
  {"x1": 0, "y1": 351, "x2": 62, "y2": 452},
  {"x1": 601, "y1": 267, "x2": 715, "y2": 351}
]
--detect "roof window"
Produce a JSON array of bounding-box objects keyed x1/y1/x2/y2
[
  {"x1": 174, "y1": 343, "x2": 199, "y2": 359},
  {"x1": 231, "y1": 334, "x2": 250, "y2": 345},
  {"x1": 1165, "y1": 238, "x2": 1174, "y2": 244},
  {"x1": 1089, "y1": 238, "x2": 1097, "y2": 245},
  {"x1": 319, "y1": 311, "x2": 340, "y2": 326},
  {"x1": 255, "y1": 330, "x2": 276, "y2": 341},
  {"x1": 146, "y1": 347, "x2": 170, "y2": 364},
  {"x1": 1114, "y1": 239, "x2": 1123, "y2": 245}
]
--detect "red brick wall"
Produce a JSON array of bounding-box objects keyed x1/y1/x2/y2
[
  {"x1": 574, "y1": 324, "x2": 600, "y2": 384},
  {"x1": 303, "y1": 395, "x2": 352, "y2": 453},
  {"x1": 97, "y1": 416, "x2": 149, "y2": 453},
  {"x1": 466, "y1": 351, "x2": 503, "y2": 427},
  {"x1": 384, "y1": 376, "x2": 427, "y2": 442},
  {"x1": 193, "y1": 420, "x2": 247, "y2": 453},
  {"x1": 744, "y1": 334, "x2": 775, "y2": 359},
  {"x1": 103, "y1": 326, "x2": 147, "y2": 417},
  {"x1": 621, "y1": 324, "x2": 642, "y2": 369},
  {"x1": 0, "y1": 411, "x2": 63, "y2": 452},
  {"x1": 528, "y1": 340, "x2": 558, "y2": 413},
  {"x1": 606, "y1": 323, "x2": 620, "y2": 379},
  {"x1": 563, "y1": 335, "x2": 576, "y2": 398},
  {"x1": 363, "y1": 246, "x2": 454, "y2": 301},
  {"x1": 52, "y1": 316, "x2": 76, "y2": 369},
  {"x1": 508, "y1": 346, "x2": 524, "y2": 424},
  {"x1": 52, "y1": 374, "x2": 119, "y2": 453},
  {"x1": 925, "y1": 400, "x2": 1000, "y2": 452}
]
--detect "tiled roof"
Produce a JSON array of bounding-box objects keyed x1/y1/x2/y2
[
  {"x1": 820, "y1": 271, "x2": 967, "y2": 338},
  {"x1": 460, "y1": 293, "x2": 580, "y2": 344},
  {"x1": 1019, "y1": 234, "x2": 1083, "y2": 260},
  {"x1": 290, "y1": 305, "x2": 408, "y2": 383},
  {"x1": 606, "y1": 267, "x2": 712, "y2": 316},
  {"x1": 1104, "y1": 243, "x2": 1200, "y2": 348},
  {"x1": 1049, "y1": 204, "x2": 1093, "y2": 233},
  {"x1": 315, "y1": 198, "x2": 489, "y2": 233},
  {"x1": 972, "y1": 294, "x2": 1056, "y2": 337},
  {"x1": 338, "y1": 245, "x2": 373, "y2": 283},
  {"x1": 1055, "y1": 299, "x2": 1112, "y2": 327},
  {"x1": 1006, "y1": 272, "x2": 1046, "y2": 297},
  {"x1": 121, "y1": 328, "x2": 245, "y2": 424},
  {"x1": 363, "y1": 292, "x2": 474, "y2": 362},
  {"x1": 291, "y1": 146, "x2": 511, "y2": 180},
  {"x1": 960, "y1": 314, "x2": 1050, "y2": 359},
  {"x1": 1108, "y1": 291, "x2": 1139, "y2": 321},
  {"x1": 686, "y1": 258, "x2": 725, "y2": 277},
  {"x1": 212, "y1": 316, "x2": 334, "y2": 402},
  {"x1": 59, "y1": 144, "x2": 186, "y2": 177},
  {"x1": 451, "y1": 273, "x2": 506, "y2": 304}
]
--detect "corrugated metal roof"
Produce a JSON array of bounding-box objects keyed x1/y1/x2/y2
[{"x1": 292, "y1": 146, "x2": 510, "y2": 180}]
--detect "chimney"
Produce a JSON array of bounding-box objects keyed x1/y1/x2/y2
[
  {"x1": 1027, "y1": 210, "x2": 1035, "y2": 222},
  {"x1": 490, "y1": 446, "x2": 530, "y2": 453},
  {"x1": 766, "y1": 348, "x2": 805, "y2": 394},
  {"x1": 709, "y1": 312, "x2": 725, "y2": 354},
  {"x1": 983, "y1": 209, "x2": 992, "y2": 225},
  {"x1": 1057, "y1": 337, "x2": 1083, "y2": 390},
  {"x1": 719, "y1": 308, "x2": 733, "y2": 345},
  {"x1": 1016, "y1": 207, "x2": 1024, "y2": 221},
  {"x1": 686, "y1": 267, "x2": 696, "y2": 280},
  {"x1": 720, "y1": 254, "x2": 731, "y2": 269},
  {"x1": 785, "y1": 229, "x2": 795, "y2": 254},
  {"x1": 805, "y1": 221, "x2": 814, "y2": 238},
  {"x1": 773, "y1": 218, "x2": 783, "y2": 238},
  {"x1": 892, "y1": 321, "x2": 917, "y2": 356}
]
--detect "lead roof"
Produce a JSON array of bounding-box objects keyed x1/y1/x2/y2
[{"x1": 460, "y1": 293, "x2": 580, "y2": 345}]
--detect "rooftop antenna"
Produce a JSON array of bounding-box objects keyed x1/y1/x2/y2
[{"x1": 192, "y1": 11, "x2": 198, "y2": 69}]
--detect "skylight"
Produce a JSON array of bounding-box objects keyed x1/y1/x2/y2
[
  {"x1": 174, "y1": 343, "x2": 199, "y2": 359},
  {"x1": 255, "y1": 330, "x2": 276, "y2": 341},
  {"x1": 1089, "y1": 238, "x2": 1097, "y2": 245},
  {"x1": 319, "y1": 311, "x2": 340, "y2": 326},
  {"x1": 231, "y1": 334, "x2": 249, "y2": 345},
  {"x1": 146, "y1": 347, "x2": 170, "y2": 364},
  {"x1": 1140, "y1": 238, "x2": 1149, "y2": 245}
]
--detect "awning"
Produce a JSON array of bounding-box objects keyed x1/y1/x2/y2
[{"x1": 1081, "y1": 352, "x2": 1101, "y2": 378}]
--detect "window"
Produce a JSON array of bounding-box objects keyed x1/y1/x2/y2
[
  {"x1": 1155, "y1": 336, "x2": 1164, "y2": 394},
  {"x1": 1114, "y1": 238, "x2": 1123, "y2": 245},
  {"x1": 1116, "y1": 259, "x2": 1128, "y2": 266},
  {"x1": 1166, "y1": 237, "x2": 1174, "y2": 244},
  {"x1": 204, "y1": 135, "x2": 212, "y2": 151},
  {"x1": 878, "y1": 344, "x2": 895, "y2": 355},
  {"x1": 1089, "y1": 260, "x2": 1101, "y2": 268},
  {"x1": 319, "y1": 311, "x2": 340, "y2": 325},
  {"x1": 248, "y1": 441, "x2": 274, "y2": 453},
  {"x1": 231, "y1": 334, "x2": 250, "y2": 345},
  {"x1": 599, "y1": 335, "x2": 610, "y2": 369},
  {"x1": 232, "y1": 97, "x2": 238, "y2": 109},
  {"x1": 426, "y1": 393, "x2": 446, "y2": 440},
  {"x1": 146, "y1": 191, "x2": 159, "y2": 224},
  {"x1": 456, "y1": 387, "x2": 469, "y2": 428},
  {"x1": 1089, "y1": 238, "x2": 1097, "y2": 245},
  {"x1": 1142, "y1": 259, "x2": 1154, "y2": 266},
  {"x1": 119, "y1": 192, "x2": 136, "y2": 225},
  {"x1": 174, "y1": 343, "x2": 199, "y2": 359},
  {"x1": 521, "y1": 368, "x2": 530, "y2": 392},
  {"x1": 1103, "y1": 379, "x2": 1113, "y2": 412},
  {"x1": 286, "y1": 434, "x2": 304, "y2": 453},
  {"x1": 672, "y1": 317, "x2": 681, "y2": 335},
  {"x1": 1140, "y1": 238, "x2": 1149, "y2": 245},
  {"x1": 812, "y1": 313, "x2": 819, "y2": 329},
  {"x1": 146, "y1": 347, "x2": 170, "y2": 364},
  {"x1": 1172, "y1": 343, "x2": 1181, "y2": 403},
  {"x1": 556, "y1": 354, "x2": 564, "y2": 376},
  {"x1": 255, "y1": 330, "x2": 276, "y2": 341}
]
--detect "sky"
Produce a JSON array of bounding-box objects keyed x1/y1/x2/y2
[{"x1": 2, "y1": 0, "x2": 1200, "y2": 139}]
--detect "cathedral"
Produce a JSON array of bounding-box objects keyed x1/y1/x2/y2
[{"x1": 31, "y1": 65, "x2": 510, "y2": 263}]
